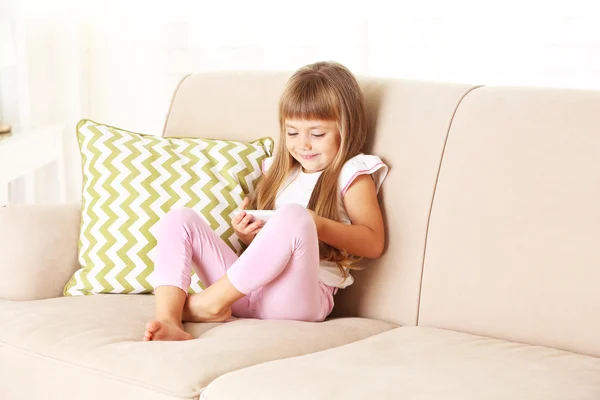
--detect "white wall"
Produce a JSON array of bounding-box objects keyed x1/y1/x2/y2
[{"x1": 4, "y1": 0, "x2": 600, "y2": 202}]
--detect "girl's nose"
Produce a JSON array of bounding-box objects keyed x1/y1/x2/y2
[{"x1": 299, "y1": 136, "x2": 311, "y2": 149}]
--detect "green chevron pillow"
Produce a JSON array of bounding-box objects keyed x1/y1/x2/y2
[{"x1": 64, "y1": 119, "x2": 273, "y2": 296}]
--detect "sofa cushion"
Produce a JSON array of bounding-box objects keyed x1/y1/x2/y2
[
  {"x1": 0, "y1": 295, "x2": 396, "y2": 399},
  {"x1": 417, "y1": 87, "x2": 600, "y2": 357},
  {"x1": 202, "y1": 326, "x2": 600, "y2": 400},
  {"x1": 0, "y1": 203, "x2": 81, "y2": 301},
  {"x1": 64, "y1": 119, "x2": 273, "y2": 296}
]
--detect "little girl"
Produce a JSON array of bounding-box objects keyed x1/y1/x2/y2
[{"x1": 144, "y1": 61, "x2": 388, "y2": 341}]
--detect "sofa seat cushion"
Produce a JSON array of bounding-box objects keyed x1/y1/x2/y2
[
  {"x1": 0, "y1": 295, "x2": 396, "y2": 400},
  {"x1": 202, "y1": 326, "x2": 600, "y2": 400}
]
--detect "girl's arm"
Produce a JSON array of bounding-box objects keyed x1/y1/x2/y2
[{"x1": 311, "y1": 175, "x2": 385, "y2": 259}]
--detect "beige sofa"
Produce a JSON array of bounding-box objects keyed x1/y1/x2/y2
[{"x1": 1, "y1": 72, "x2": 599, "y2": 399}]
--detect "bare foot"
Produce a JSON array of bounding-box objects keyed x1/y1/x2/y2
[
  {"x1": 143, "y1": 320, "x2": 194, "y2": 341},
  {"x1": 183, "y1": 293, "x2": 233, "y2": 323}
]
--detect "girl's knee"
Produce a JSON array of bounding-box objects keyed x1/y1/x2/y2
[{"x1": 274, "y1": 204, "x2": 313, "y2": 225}]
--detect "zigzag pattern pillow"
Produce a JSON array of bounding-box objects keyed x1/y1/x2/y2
[{"x1": 64, "y1": 119, "x2": 273, "y2": 296}]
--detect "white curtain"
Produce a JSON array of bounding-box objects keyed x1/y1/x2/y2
[{"x1": 4, "y1": 0, "x2": 600, "y2": 201}]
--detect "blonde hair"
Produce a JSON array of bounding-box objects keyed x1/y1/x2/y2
[{"x1": 251, "y1": 61, "x2": 368, "y2": 276}]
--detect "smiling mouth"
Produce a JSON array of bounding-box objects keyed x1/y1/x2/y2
[{"x1": 298, "y1": 154, "x2": 318, "y2": 160}]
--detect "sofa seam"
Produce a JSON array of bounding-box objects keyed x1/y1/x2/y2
[
  {"x1": 161, "y1": 73, "x2": 193, "y2": 138},
  {"x1": 199, "y1": 323, "x2": 400, "y2": 399},
  {"x1": 0, "y1": 341, "x2": 202, "y2": 399},
  {"x1": 415, "y1": 85, "x2": 484, "y2": 325}
]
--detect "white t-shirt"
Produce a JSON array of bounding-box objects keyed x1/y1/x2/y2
[{"x1": 262, "y1": 154, "x2": 388, "y2": 289}]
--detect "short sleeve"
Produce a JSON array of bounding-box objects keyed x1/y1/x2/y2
[
  {"x1": 261, "y1": 157, "x2": 275, "y2": 175},
  {"x1": 339, "y1": 154, "x2": 388, "y2": 196}
]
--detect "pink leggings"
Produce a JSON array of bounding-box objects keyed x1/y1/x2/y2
[{"x1": 152, "y1": 204, "x2": 335, "y2": 322}]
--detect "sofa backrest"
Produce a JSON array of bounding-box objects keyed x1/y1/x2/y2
[
  {"x1": 163, "y1": 71, "x2": 477, "y2": 327},
  {"x1": 417, "y1": 86, "x2": 600, "y2": 357}
]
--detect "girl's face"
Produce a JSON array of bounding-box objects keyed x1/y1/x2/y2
[{"x1": 284, "y1": 119, "x2": 341, "y2": 173}]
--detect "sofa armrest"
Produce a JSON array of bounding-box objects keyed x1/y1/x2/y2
[{"x1": 0, "y1": 203, "x2": 81, "y2": 301}]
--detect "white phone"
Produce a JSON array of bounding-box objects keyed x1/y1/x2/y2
[{"x1": 232, "y1": 209, "x2": 276, "y2": 222}]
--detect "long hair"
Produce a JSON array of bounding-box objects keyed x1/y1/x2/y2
[{"x1": 251, "y1": 61, "x2": 368, "y2": 276}]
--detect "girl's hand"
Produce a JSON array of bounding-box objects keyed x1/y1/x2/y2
[{"x1": 232, "y1": 197, "x2": 264, "y2": 246}]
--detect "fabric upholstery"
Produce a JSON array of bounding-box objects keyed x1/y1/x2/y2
[
  {"x1": 0, "y1": 203, "x2": 81, "y2": 301},
  {"x1": 0, "y1": 295, "x2": 396, "y2": 399},
  {"x1": 418, "y1": 87, "x2": 600, "y2": 357},
  {"x1": 202, "y1": 327, "x2": 600, "y2": 400}
]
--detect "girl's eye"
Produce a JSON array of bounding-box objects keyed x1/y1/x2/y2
[
  {"x1": 312, "y1": 133, "x2": 325, "y2": 138},
  {"x1": 287, "y1": 132, "x2": 298, "y2": 136}
]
